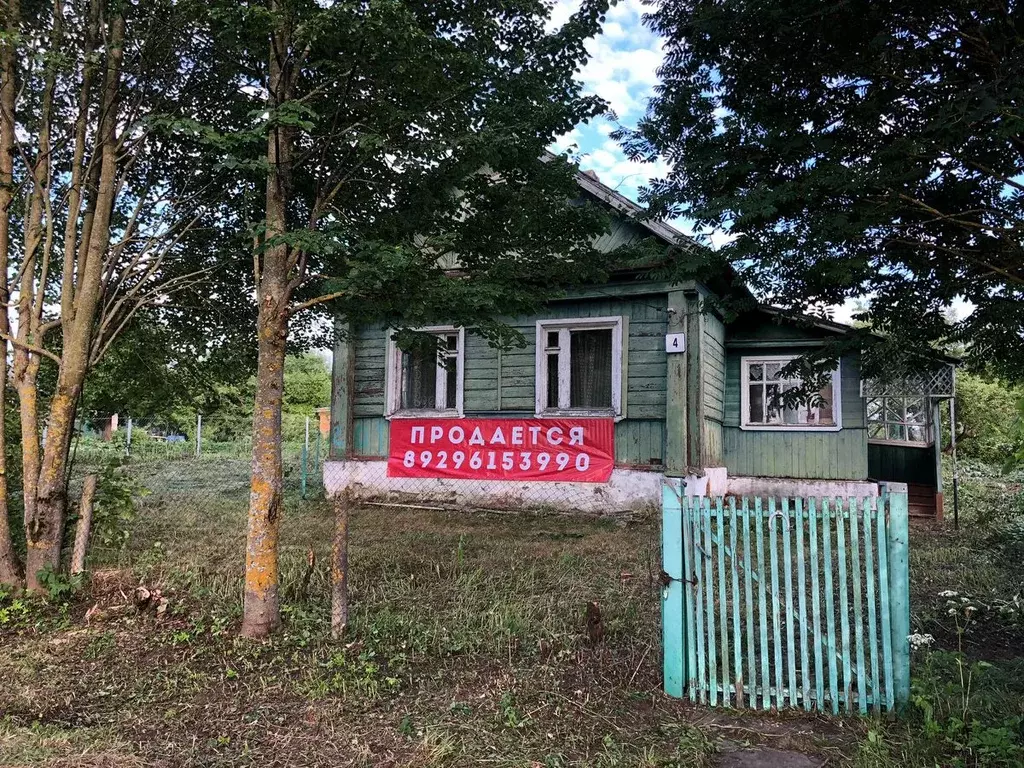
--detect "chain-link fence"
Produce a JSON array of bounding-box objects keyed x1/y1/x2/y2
[{"x1": 64, "y1": 413, "x2": 658, "y2": 556}]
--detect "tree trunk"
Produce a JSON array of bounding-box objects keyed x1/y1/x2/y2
[
  {"x1": 0, "y1": 0, "x2": 22, "y2": 588},
  {"x1": 24, "y1": 11, "x2": 124, "y2": 592},
  {"x1": 240, "y1": 299, "x2": 288, "y2": 637},
  {"x1": 25, "y1": 368, "x2": 84, "y2": 589},
  {"x1": 331, "y1": 488, "x2": 351, "y2": 639},
  {"x1": 71, "y1": 474, "x2": 97, "y2": 575},
  {"x1": 240, "y1": 3, "x2": 295, "y2": 638}
]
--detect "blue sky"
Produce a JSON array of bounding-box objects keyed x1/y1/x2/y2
[{"x1": 548, "y1": 1, "x2": 670, "y2": 204}]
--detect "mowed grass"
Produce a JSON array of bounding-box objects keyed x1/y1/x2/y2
[
  {"x1": 1, "y1": 465, "x2": 1022, "y2": 766},
  {"x1": 3, "y1": 487, "x2": 833, "y2": 768}
]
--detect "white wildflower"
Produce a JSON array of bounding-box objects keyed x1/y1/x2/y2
[{"x1": 908, "y1": 633, "x2": 935, "y2": 650}]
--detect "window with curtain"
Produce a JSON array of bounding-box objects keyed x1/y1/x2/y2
[
  {"x1": 536, "y1": 318, "x2": 622, "y2": 416},
  {"x1": 741, "y1": 356, "x2": 840, "y2": 429},
  {"x1": 387, "y1": 328, "x2": 463, "y2": 416}
]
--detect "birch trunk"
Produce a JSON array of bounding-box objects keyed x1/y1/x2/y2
[
  {"x1": 0, "y1": 0, "x2": 22, "y2": 587},
  {"x1": 241, "y1": 6, "x2": 293, "y2": 637}
]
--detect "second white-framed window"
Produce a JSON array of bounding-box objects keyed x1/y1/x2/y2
[
  {"x1": 740, "y1": 355, "x2": 842, "y2": 430},
  {"x1": 535, "y1": 316, "x2": 623, "y2": 418},
  {"x1": 385, "y1": 326, "x2": 464, "y2": 418}
]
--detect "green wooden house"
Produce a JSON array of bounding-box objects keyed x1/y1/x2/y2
[{"x1": 325, "y1": 169, "x2": 954, "y2": 517}]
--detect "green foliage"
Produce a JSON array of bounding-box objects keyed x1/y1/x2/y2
[
  {"x1": 906, "y1": 650, "x2": 1024, "y2": 767},
  {"x1": 34, "y1": 567, "x2": 83, "y2": 604},
  {"x1": 954, "y1": 374, "x2": 1024, "y2": 467},
  {"x1": 90, "y1": 462, "x2": 147, "y2": 554},
  {"x1": 176, "y1": 0, "x2": 620, "y2": 346},
  {"x1": 283, "y1": 354, "x2": 331, "y2": 417},
  {"x1": 625, "y1": 0, "x2": 1024, "y2": 380}
]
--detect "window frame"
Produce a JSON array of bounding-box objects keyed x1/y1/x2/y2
[
  {"x1": 739, "y1": 354, "x2": 843, "y2": 432},
  {"x1": 384, "y1": 326, "x2": 465, "y2": 419},
  {"x1": 866, "y1": 395, "x2": 932, "y2": 447},
  {"x1": 534, "y1": 316, "x2": 624, "y2": 419}
]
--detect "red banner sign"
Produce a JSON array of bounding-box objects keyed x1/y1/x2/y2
[{"x1": 387, "y1": 418, "x2": 615, "y2": 483}]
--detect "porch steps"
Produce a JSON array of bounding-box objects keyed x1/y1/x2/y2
[{"x1": 907, "y1": 483, "x2": 940, "y2": 520}]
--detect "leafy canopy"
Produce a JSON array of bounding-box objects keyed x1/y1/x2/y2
[
  {"x1": 623, "y1": 0, "x2": 1024, "y2": 378},
  {"x1": 178, "y1": 0, "x2": 621, "y2": 348}
]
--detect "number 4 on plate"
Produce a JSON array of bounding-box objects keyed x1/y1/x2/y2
[{"x1": 665, "y1": 332, "x2": 686, "y2": 354}]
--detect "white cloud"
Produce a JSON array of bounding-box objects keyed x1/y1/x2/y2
[{"x1": 547, "y1": 0, "x2": 667, "y2": 203}]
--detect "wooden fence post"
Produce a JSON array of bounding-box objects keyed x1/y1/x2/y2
[
  {"x1": 71, "y1": 474, "x2": 98, "y2": 576},
  {"x1": 331, "y1": 487, "x2": 352, "y2": 639},
  {"x1": 886, "y1": 483, "x2": 911, "y2": 707},
  {"x1": 662, "y1": 478, "x2": 685, "y2": 697}
]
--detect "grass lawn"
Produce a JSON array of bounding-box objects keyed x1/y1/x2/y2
[{"x1": 0, "y1": 466, "x2": 1022, "y2": 766}]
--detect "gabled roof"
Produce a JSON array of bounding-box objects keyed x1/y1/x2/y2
[{"x1": 571, "y1": 166, "x2": 699, "y2": 252}]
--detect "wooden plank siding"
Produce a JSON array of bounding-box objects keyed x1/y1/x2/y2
[
  {"x1": 722, "y1": 349, "x2": 868, "y2": 480},
  {"x1": 868, "y1": 443, "x2": 937, "y2": 487},
  {"x1": 346, "y1": 294, "x2": 671, "y2": 467},
  {"x1": 702, "y1": 311, "x2": 726, "y2": 466}
]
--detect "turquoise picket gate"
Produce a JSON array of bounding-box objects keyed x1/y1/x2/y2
[{"x1": 661, "y1": 482, "x2": 910, "y2": 713}]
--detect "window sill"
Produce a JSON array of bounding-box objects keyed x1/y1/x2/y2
[
  {"x1": 386, "y1": 409, "x2": 463, "y2": 420},
  {"x1": 739, "y1": 424, "x2": 842, "y2": 433},
  {"x1": 535, "y1": 409, "x2": 622, "y2": 422},
  {"x1": 868, "y1": 439, "x2": 933, "y2": 448}
]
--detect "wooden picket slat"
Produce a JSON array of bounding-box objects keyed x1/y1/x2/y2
[
  {"x1": 682, "y1": 497, "x2": 698, "y2": 702},
  {"x1": 851, "y1": 498, "x2": 868, "y2": 713},
  {"x1": 877, "y1": 496, "x2": 895, "y2": 711},
  {"x1": 703, "y1": 497, "x2": 718, "y2": 706},
  {"x1": 809, "y1": 497, "x2": 825, "y2": 710},
  {"x1": 836, "y1": 497, "x2": 853, "y2": 710},
  {"x1": 822, "y1": 498, "x2": 839, "y2": 714},
  {"x1": 782, "y1": 498, "x2": 798, "y2": 708},
  {"x1": 795, "y1": 498, "x2": 811, "y2": 711},
  {"x1": 755, "y1": 497, "x2": 770, "y2": 710},
  {"x1": 729, "y1": 498, "x2": 744, "y2": 708},
  {"x1": 693, "y1": 500, "x2": 707, "y2": 705},
  {"x1": 768, "y1": 497, "x2": 784, "y2": 709},
  {"x1": 715, "y1": 498, "x2": 730, "y2": 705},
  {"x1": 864, "y1": 499, "x2": 881, "y2": 714},
  {"x1": 742, "y1": 497, "x2": 756, "y2": 708}
]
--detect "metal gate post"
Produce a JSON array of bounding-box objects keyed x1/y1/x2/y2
[
  {"x1": 886, "y1": 483, "x2": 911, "y2": 707},
  {"x1": 662, "y1": 478, "x2": 686, "y2": 698}
]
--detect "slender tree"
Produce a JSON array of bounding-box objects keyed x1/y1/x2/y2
[
  {"x1": 193, "y1": 0, "x2": 617, "y2": 636},
  {"x1": 1, "y1": 0, "x2": 224, "y2": 590},
  {"x1": 623, "y1": 0, "x2": 1024, "y2": 377},
  {"x1": 0, "y1": 1, "x2": 21, "y2": 585}
]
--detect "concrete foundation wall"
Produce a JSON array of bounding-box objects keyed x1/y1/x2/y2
[
  {"x1": 325, "y1": 461, "x2": 880, "y2": 515},
  {"x1": 323, "y1": 460, "x2": 663, "y2": 515}
]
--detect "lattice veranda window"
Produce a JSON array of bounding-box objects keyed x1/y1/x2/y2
[{"x1": 867, "y1": 396, "x2": 929, "y2": 445}]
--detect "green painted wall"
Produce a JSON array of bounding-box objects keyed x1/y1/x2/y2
[
  {"x1": 702, "y1": 311, "x2": 726, "y2": 465},
  {"x1": 721, "y1": 347, "x2": 868, "y2": 480},
  {"x1": 868, "y1": 443, "x2": 936, "y2": 487},
  {"x1": 348, "y1": 294, "x2": 671, "y2": 467}
]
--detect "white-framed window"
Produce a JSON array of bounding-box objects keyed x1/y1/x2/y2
[
  {"x1": 867, "y1": 396, "x2": 930, "y2": 445},
  {"x1": 740, "y1": 355, "x2": 842, "y2": 431},
  {"x1": 385, "y1": 326, "x2": 465, "y2": 418},
  {"x1": 535, "y1": 316, "x2": 623, "y2": 418}
]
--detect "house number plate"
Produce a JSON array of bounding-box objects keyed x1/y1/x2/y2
[{"x1": 665, "y1": 332, "x2": 686, "y2": 354}]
